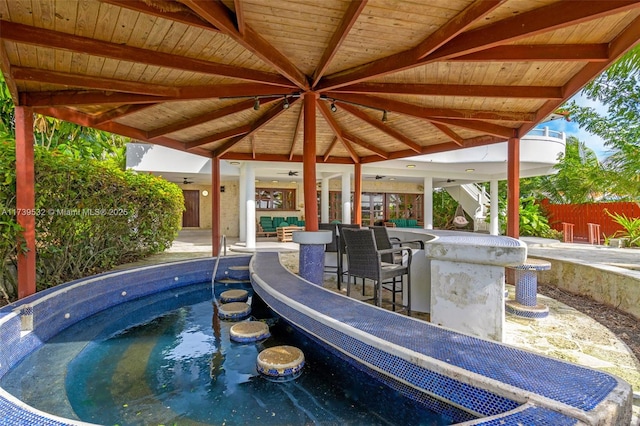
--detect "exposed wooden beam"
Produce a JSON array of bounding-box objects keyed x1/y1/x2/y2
[
  {"x1": 185, "y1": 125, "x2": 252, "y2": 150},
  {"x1": 311, "y1": 0, "x2": 368, "y2": 87},
  {"x1": 452, "y1": 44, "x2": 610, "y2": 62},
  {"x1": 415, "y1": 0, "x2": 503, "y2": 59},
  {"x1": 430, "y1": 122, "x2": 464, "y2": 146},
  {"x1": 332, "y1": 82, "x2": 563, "y2": 99},
  {"x1": 336, "y1": 102, "x2": 421, "y2": 153},
  {"x1": 23, "y1": 91, "x2": 172, "y2": 107},
  {"x1": 233, "y1": 0, "x2": 245, "y2": 35},
  {"x1": 525, "y1": 14, "x2": 640, "y2": 135},
  {"x1": 0, "y1": 44, "x2": 18, "y2": 103},
  {"x1": 342, "y1": 132, "x2": 389, "y2": 159},
  {"x1": 329, "y1": 92, "x2": 535, "y2": 122},
  {"x1": 12, "y1": 67, "x2": 180, "y2": 97},
  {"x1": 427, "y1": 1, "x2": 640, "y2": 61},
  {"x1": 179, "y1": 84, "x2": 295, "y2": 99},
  {"x1": 33, "y1": 106, "x2": 212, "y2": 157},
  {"x1": 212, "y1": 98, "x2": 299, "y2": 157},
  {"x1": 323, "y1": 136, "x2": 339, "y2": 162},
  {"x1": 149, "y1": 99, "x2": 260, "y2": 139},
  {"x1": 316, "y1": 1, "x2": 500, "y2": 91},
  {"x1": 0, "y1": 21, "x2": 293, "y2": 87},
  {"x1": 181, "y1": 1, "x2": 309, "y2": 90},
  {"x1": 289, "y1": 108, "x2": 304, "y2": 161},
  {"x1": 91, "y1": 104, "x2": 158, "y2": 126},
  {"x1": 427, "y1": 117, "x2": 514, "y2": 139},
  {"x1": 317, "y1": 101, "x2": 359, "y2": 163},
  {"x1": 221, "y1": 152, "x2": 355, "y2": 165},
  {"x1": 100, "y1": 0, "x2": 219, "y2": 31}
]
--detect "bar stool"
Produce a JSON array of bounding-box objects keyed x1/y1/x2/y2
[
  {"x1": 506, "y1": 258, "x2": 551, "y2": 319},
  {"x1": 587, "y1": 223, "x2": 601, "y2": 245},
  {"x1": 561, "y1": 222, "x2": 574, "y2": 243}
]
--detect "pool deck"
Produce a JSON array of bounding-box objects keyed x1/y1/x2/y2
[{"x1": 132, "y1": 229, "x2": 640, "y2": 421}]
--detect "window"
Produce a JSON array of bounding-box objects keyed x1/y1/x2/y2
[{"x1": 256, "y1": 188, "x2": 296, "y2": 210}]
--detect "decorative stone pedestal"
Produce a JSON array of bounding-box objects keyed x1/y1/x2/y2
[
  {"x1": 292, "y1": 230, "x2": 332, "y2": 286},
  {"x1": 505, "y1": 258, "x2": 551, "y2": 319}
]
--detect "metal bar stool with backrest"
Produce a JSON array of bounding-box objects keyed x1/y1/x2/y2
[
  {"x1": 341, "y1": 228, "x2": 412, "y2": 316},
  {"x1": 319, "y1": 223, "x2": 340, "y2": 288},
  {"x1": 371, "y1": 226, "x2": 424, "y2": 311},
  {"x1": 336, "y1": 223, "x2": 360, "y2": 288}
]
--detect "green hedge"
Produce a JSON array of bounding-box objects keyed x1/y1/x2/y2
[{"x1": 0, "y1": 140, "x2": 184, "y2": 301}]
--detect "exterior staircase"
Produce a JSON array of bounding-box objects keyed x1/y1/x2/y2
[{"x1": 446, "y1": 183, "x2": 490, "y2": 232}]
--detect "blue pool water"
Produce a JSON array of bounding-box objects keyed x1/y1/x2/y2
[{"x1": 1, "y1": 283, "x2": 451, "y2": 425}]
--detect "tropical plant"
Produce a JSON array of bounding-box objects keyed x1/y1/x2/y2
[
  {"x1": 565, "y1": 45, "x2": 640, "y2": 200},
  {"x1": 0, "y1": 139, "x2": 184, "y2": 303},
  {"x1": 604, "y1": 209, "x2": 640, "y2": 247}
]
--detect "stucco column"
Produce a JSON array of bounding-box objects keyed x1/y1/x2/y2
[
  {"x1": 423, "y1": 177, "x2": 433, "y2": 229},
  {"x1": 15, "y1": 106, "x2": 36, "y2": 299},
  {"x1": 238, "y1": 163, "x2": 246, "y2": 242},
  {"x1": 341, "y1": 171, "x2": 351, "y2": 225},
  {"x1": 321, "y1": 175, "x2": 330, "y2": 223},
  {"x1": 245, "y1": 162, "x2": 256, "y2": 249},
  {"x1": 490, "y1": 179, "x2": 499, "y2": 235}
]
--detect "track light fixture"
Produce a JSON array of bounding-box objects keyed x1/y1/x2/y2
[
  {"x1": 283, "y1": 96, "x2": 290, "y2": 109},
  {"x1": 330, "y1": 102, "x2": 337, "y2": 112},
  {"x1": 253, "y1": 97, "x2": 260, "y2": 111},
  {"x1": 382, "y1": 110, "x2": 388, "y2": 122}
]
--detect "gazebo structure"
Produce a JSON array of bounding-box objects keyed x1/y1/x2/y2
[{"x1": 3, "y1": 1, "x2": 640, "y2": 299}]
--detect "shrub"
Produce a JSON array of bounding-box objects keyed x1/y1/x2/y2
[
  {"x1": 604, "y1": 209, "x2": 640, "y2": 247},
  {"x1": 0, "y1": 140, "x2": 183, "y2": 301}
]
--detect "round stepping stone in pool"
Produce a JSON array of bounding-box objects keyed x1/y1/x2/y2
[
  {"x1": 256, "y1": 345, "x2": 305, "y2": 382},
  {"x1": 218, "y1": 302, "x2": 251, "y2": 321},
  {"x1": 229, "y1": 321, "x2": 270, "y2": 343},
  {"x1": 220, "y1": 289, "x2": 249, "y2": 303}
]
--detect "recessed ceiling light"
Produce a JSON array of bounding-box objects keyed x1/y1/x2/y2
[
  {"x1": 272, "y1": 180, "x2": 278, "y2": 183},
  {"x1": 389, "y1": 177, "x2": 396, "y2": 181},
  {"x1": 406, "y1": 164, "x2": 416, "y2": 168},
  {"x1": 230, "y1": 161, "x2": 240, "y2": 165},
  {"x1": 465, "y1": 168, "x2": 475, "y2": 172}
]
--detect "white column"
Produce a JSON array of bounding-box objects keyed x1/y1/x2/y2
[
  {"x1": 321, "y1": 176, "x2": 330, "y2": 223},
  {"x1": 423, "y1": 177, "x2": 433, "y2": 229},
  {"x1": 238, "y1": 164, "x2": 246, "y2": 242},
  {"x1": 341, "y1": 171, "x2": 351, "y2": 224},
  {"x1": 490, "y1": 179, "x2": 499, "y2": 235},
  {"x1": 245, "y1": 163, "x2": 256, "y2": 248}
]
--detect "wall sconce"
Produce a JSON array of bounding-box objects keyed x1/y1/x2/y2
[{"x1": 201, "y1": 190, "x2": 209, "y2": 197}]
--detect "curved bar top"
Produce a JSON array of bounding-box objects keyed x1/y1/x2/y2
[{"x1": 250, "y1": 251, "x2": 632, "y2": 425}]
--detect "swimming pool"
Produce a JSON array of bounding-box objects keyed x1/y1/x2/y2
[
  {"x1": 1, "y1": 282, "x2": 450, "y2": 425},
  {"x1": 0, "y1": 250, "x2": 633, "y2": 425}
]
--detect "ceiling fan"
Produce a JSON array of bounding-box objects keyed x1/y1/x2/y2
[
  {"x1": 277, "y1": 170, "x2": 299, "y2": 176},
  {"x1": 366, "y1": 174, "x2": 386, "y2": 179},
  {"x1": 183, "y1": 177, "x2": 194, "y2": 184}
]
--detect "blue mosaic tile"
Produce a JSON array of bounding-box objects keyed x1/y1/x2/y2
[
  {"x1": 473, "y1": 404, "x2": 578, "y2": 425},
  {"x1": 251, "y1": 252, "x2": 622, "y2": 417}
]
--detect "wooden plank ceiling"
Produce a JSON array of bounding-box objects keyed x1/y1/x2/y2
[{"x1": 1, "y1": 0, "x2": 639, "y2": 164}]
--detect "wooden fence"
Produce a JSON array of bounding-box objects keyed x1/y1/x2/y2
[{"x1": 540, "y1": 200, "x2": 640, "y2": 242}]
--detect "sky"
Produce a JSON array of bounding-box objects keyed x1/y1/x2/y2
[{"x1": 543, "y1": 92, "x2": 609, "y2": 159}]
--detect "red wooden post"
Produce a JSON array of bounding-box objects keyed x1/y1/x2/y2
[
  {"x1": 353, "y1": 163, "x2": 362, "y2": 225},
  {"x1": 15, "y1": 106, "x2": 36, "y2": 299},
  {"x1": 303, "y1": 92, "x2": 318, "y2": 231},
  {"x1": 211, "y1": 156, "x2": 221, "y2": 257},
  {"x1": 507, "y1": 135, "x2": 520, "y2": 239}
]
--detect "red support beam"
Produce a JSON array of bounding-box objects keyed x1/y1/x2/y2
[
  {"x1": 303, "y1": 92, "x2": 319, "y2": 231},
  {"x1": 353, "y1": 163, "x2": 362, "y2": 225},
  {"x1": 507, "y1": 136, "x2": 520, "y2": 239},
  {"x1": 15, "y1": 106, "x2": 36, "y2": 299},
  {"x1": 212, "y1": 156, "x2": 221, "y2": 257}
]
